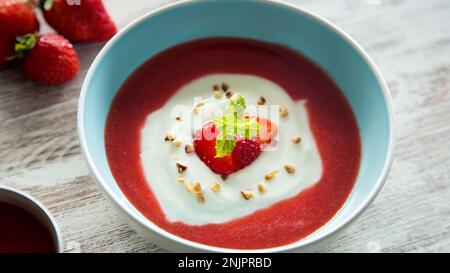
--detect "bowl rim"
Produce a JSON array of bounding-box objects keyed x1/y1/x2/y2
[
  {"x1": 78, "y1": 0, "x2": 395, "y2": 253},
  {"x1": 0, "y1": 185, "x2": 63, "y2": 253}
]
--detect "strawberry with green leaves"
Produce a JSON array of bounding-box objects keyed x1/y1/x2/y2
[
  {"x1": 0, "y1": 0, "x2": 39, "y2": 65},
  {"x1": 11, "y1": 33, "x2": 79, "y2": 85},
  {"x1": 194, "y1": 94, "x2": 277, "y2": 175},
  {"x1": 38, "y1": 0, "x2": 117, "y2": 42}
]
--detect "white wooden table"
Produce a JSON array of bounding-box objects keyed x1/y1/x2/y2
[{"x1": 0, "y1": 0, "x2": 449, "y2": 253}]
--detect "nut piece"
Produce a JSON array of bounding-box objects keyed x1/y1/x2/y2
[
  {"x1": 213, "y1": 84, "x2": 220, "y2": 91},
  {"x1": 240, "y1": 190, "x2": 254, "y2": 200},
  {"x1": 192, "y1": 181, "x2": 202, "y2": 192},
  {"x1": 177, "y1": 176, "x2": 185, "y2": 184},
  {"x1": 185, "y1": 183, "x2": 195, "y2": 193},
  {"x1": 192, "y1": 101, "x2": 204, "y2": 115},
  {"x1": 195, "y1": 101, "x2": 205, "y2": 108},
  {"x1": 258, "y1": 183, "x2": 266, "y2": 193},
  {"x1": 265, "y1": 170, "x2": 279, "y2": 181},
  {"x1": 185, "y1": 144, "x2": 194, "y2": 153},
  {"x1": 176, "y1": 162, "x2": 187, "y2": 173},
  {"x1": 173, "y1": 139, "x2": 182, "y2": 147},
  {"x1": 211, "y1": 182, "x2": 221, "y2": 192},
  {"x1": 195, "y1": 192, "x2": 205, "y2": 204},
  {"x1": 221, "y1": 82, "x2": 229, "y2": 92},
  {"x1": 175, "y1": 115, "x2": 182, "y2": 121},
  {"x1": 279, "y1": 106, "x2": 289, "y2": 117},
  {"x1": 284, "y1": 164, "x2": 296, "y2": 174},
  {"x1": 225, "y1": 91, "x2": 234, "y2": 99},
  {"x1": 165, "y1": 132, "x2": 175, "y2": 141},
  {"x1": 291, "y1": 135, "x2": 302, "y2": 144},
  {"x1": 257, "y1": 96, "x2": 266, "y2": 105},
  {"x1": 214, "y1": 90, "x2": 223, "y2": 99}
]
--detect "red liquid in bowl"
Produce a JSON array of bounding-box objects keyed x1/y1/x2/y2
[
  {"x1": 105, "y1": 38, "x2": 361, "y2": 249},
  {"x1": 0, "y1": 202, "x2": 57, "y2": 253}
]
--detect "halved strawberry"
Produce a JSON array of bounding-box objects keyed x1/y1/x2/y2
[
  {"x1": 232, "y1": 136, "x2": 261, "y2": 168},
  {"x1": 193, "y1": 121, "x2": 233, "y2": 175},
  {"x1": 255, "y1": 117, "x2": 278, "y2": 145},
  {"x1": 193, "y1": 120, "x2": 263, "y2": 176}
]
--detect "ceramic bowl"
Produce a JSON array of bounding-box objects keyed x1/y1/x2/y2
[
  {"x1": 78, "y1": 0, "x2": 394, "y2": 252},
  {"x1": 0, "y1": 186, "x2": 62, "y2": 252}
]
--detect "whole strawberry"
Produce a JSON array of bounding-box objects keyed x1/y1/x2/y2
[
  {"x1": 0, "y1": 0, "x2": 39, "y2": 65},
  {"x1": 39, "y1": 0, "x2": 117, "y2": 42},
  {"x1": 13, "y1": 33, "x2": 79, "y2": 85}
]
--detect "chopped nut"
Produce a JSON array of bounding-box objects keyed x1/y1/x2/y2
[
  {"x1": 165, "y1": 132, "x2": 175, "y2": 141},
  {"x1": 265, "y1": 170, "x2": 279, "y2": 181},
  {"x1": 214, "y1": 90, "x2": 223, "y2": 99},
  {"x1": 193, "y1": 181, "x2": 202, "y2": 192},
  {"x1": 185, "y1": 144, "x2": 194, "y2": 153},
  {"x1": 258, "y1": 183, "x2": 266, "y2": 193},
  {"x1": 177, "y1": 176, "x2": 185, "y2": 184},
  {"x1": 176, "y1": 115, "x2": 182, "y2": 121},
  {"x1": 173, "y1": 139, "x2": 182, "y2": 147},
  {"x1": 240, "y1": 190, "x2": 254, "y2": 200},
  {"x1": 291, "y1": 135, "x2": 302, "y2": 144},
  {"x1": 225, "y1": 91, "x2": 233, "y2": 99},
  {"x1": 176, "y1": 162, "x2": 187, "y2": 173},
  {"x1": 279, "y1": 106, "x2": 289, "y2": 117},
  {"x1": 195, "y1": 101, "x2": 205, "y2": 108},
  {"x1": 284, "y1": 164, "x2": 296, "y2": 174},
  {"x1": 221, "y1": 82, "x2": 229, "y2": 92},
  {"x1": 257, "y1": 96, "x2": 266, "y2": 105},
  {"x1": 213, "y1": 84, "x2": 220, "y2": 91},
  {"x1": 193, "y1": 107, "x2": 200, "y2": 115},
  {"x1": 185, "y1": 183, "x2": 195, "y2": 193},
  {"x1": 211, "y1": 182, "x2": 221, "y2": 192},
  {"x1": 195, "y1": 192, "x2": 205, "y2": 204}
]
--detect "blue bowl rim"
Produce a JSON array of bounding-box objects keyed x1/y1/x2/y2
[{"x1": 78, "y1": 0, "x2": 395, "y2": 252}]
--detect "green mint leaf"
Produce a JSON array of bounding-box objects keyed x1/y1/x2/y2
[
  {"x1": 227, "y1": 93, "x2": 246, "y2": 119},
  {"x1": 214, "y1": 132, "x2": 236, "y2": 158},
  {"x1": 213, "y1": 93, "x2": 258, "y2": 157},
  {"x1": 212, "y1": 116, "x2": 225, "y2": 129},
  {"x1": 236, "y1": 118, "x2": 260, "y2": 139}
]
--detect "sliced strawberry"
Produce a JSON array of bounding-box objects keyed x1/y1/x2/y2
[
  {"x1": 256, "y1": 117, "x2": 278, "y2": 145},
  {"x1": 194, "y1": 121, "x2": 234, "y2": 175},
  {"x1": 194, "y1": 120, "x2": 262, "y2": 176},
  {"x1": 232, "y1": 136, "x2": 261, "y2": 168}
]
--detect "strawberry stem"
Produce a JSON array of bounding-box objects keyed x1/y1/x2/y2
[
  {"x1": 6, "y1": 33, "x2": 38, "y2": 61},
  {"x1": 37, "y1": 0, "x2": 53, "y2": 10}
]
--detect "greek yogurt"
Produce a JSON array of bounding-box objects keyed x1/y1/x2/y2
[{"x1": 140, "y1": 74, "x2": 323, "y2": 225}]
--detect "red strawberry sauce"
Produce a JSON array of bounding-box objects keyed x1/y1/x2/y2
[{"x1": 105, "y1": 38, "x2": 361, "y2": 249}]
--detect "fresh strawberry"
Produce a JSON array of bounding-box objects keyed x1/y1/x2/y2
[
  {"x1": 194, "y1": 94, "x2": 278, "y2": 176},
  {"x1": 14, "y1": 33, "x2": 79, "y2": 85},
  {"x1": 0, "y1": 0, "x2": 39, "y2": 65},
  {"x1": 39, "y1": 0, "x2": 117, "y2": 42},
  {"x1": 193, "y1": 121, "x2": 262, "y2": 176},
  {"x1": 255, "y1": 117, "x2": 277, "y2": 145},
  {"x1": 193, "y1": 121, "x2": 232, "y2": 175},
  {"x1": 0, "y1": 34, "x2": 12, "y2": 66},
  {"x1": 233, "y1": 136, "x2": 261, "y2": 168}
]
